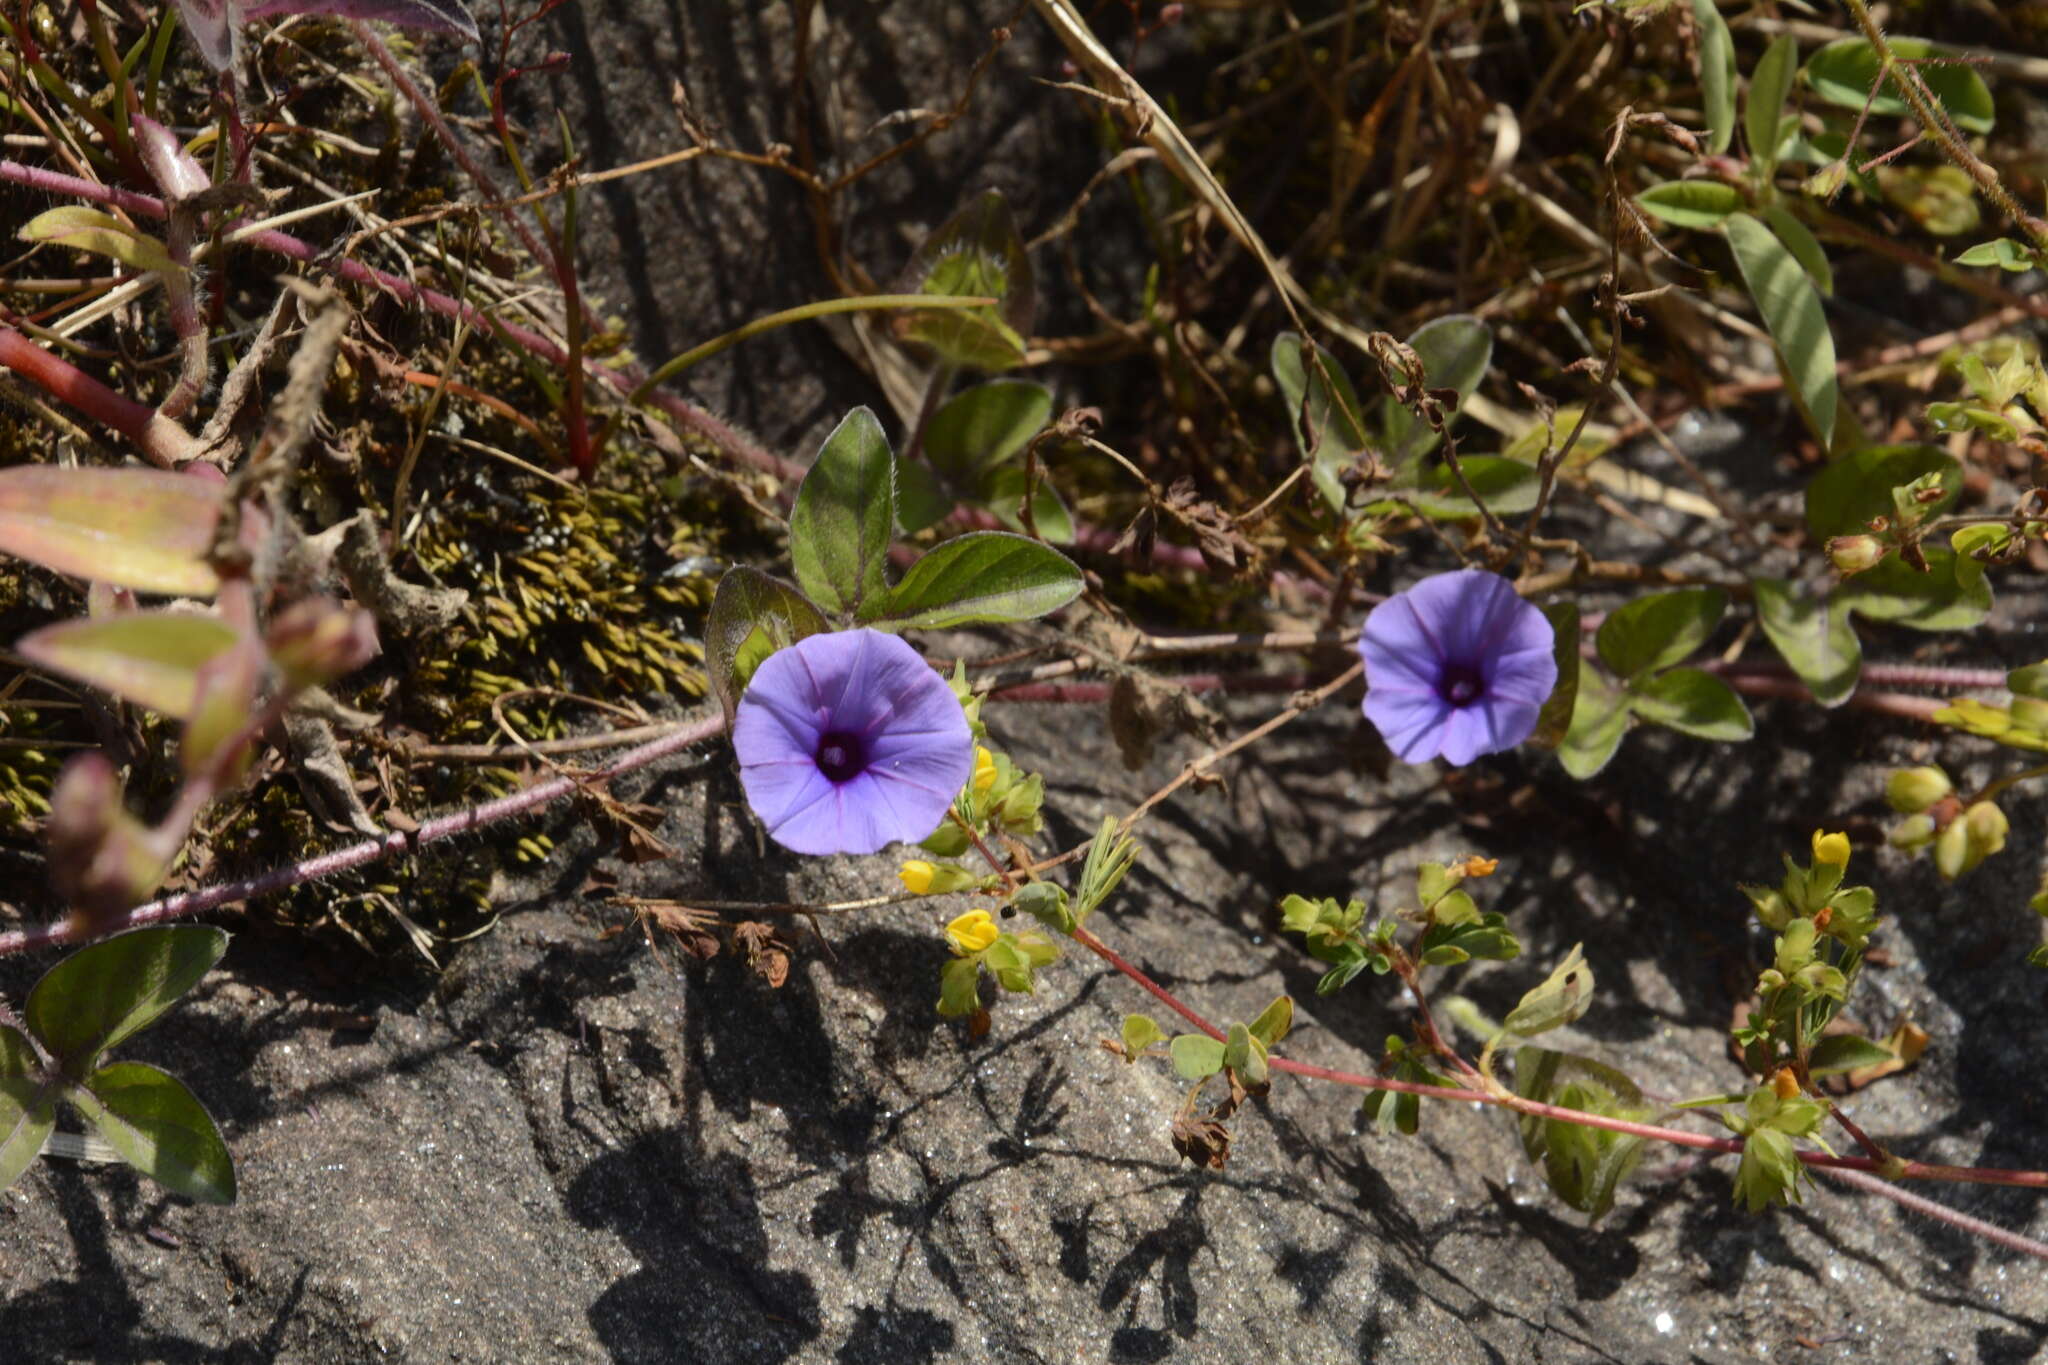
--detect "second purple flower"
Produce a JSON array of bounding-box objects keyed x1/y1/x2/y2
[
  {"x1": 1359, "y1": 569, "x2": 1557, "y2": 766},
  {"x1": 734, "y1": 629, "x2": 973, "y2": 856}
]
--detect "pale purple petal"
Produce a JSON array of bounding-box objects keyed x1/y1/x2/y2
[
  {"x1": 1364, "y1": 688, "x2": 1454, "y2": 763},
  {"x1": 1487, "y1": 644, "x2": 1559, "y2": 706},
  {"x1": 1357, "y1": 568, "x2": 1558, "y2": 767},
  {"x1": 734, "y1": 628, "x2": 972, "y2": 855}
]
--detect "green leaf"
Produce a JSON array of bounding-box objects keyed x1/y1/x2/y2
[
  {"x1": 1121, "y1": 1013, "x2": 1166, "y2": 1061},
  {"x1": 1419, "y1": 912, "x2": 1521, "y2": 966},
  {"x1": 1838, "y1": 549, "x2": 1991, "y2": 631},
  {"x1": 1514, "y1": 1047, "x2": 1648, "y2": 1220},
  {"x1": 1528, "y1": 601, "x2": 1580, "y2": 750},
  {"x1": 1397, "y1": 456, "x2": 1542, "y2": 519},
  {"x1": 923, "y1": 380, "x2": 1053, "y2": 478},
  {"x1": 19, "y1": 207, "x2": 176, "y2": 272},
  {"x1": 24, "y1": 925, "x2": 228, "y2": 1074},
  {"x1": 16, "y1": 612, "x2": 240, "y2": 720},
  {"x1": 899, "y1": 190, "x2": 1035, "y2": 371},
  {"x1": 1803, "y1": 37, "x2": 1994, "y2": 136},
  {"x1": 703, "y1": 567, "x2": 828, "y2": 722},
  {"x1": 1635, "y1": 180, "x2": 1742, "y2": 229},
  {"x1": 1746, "y1": 35, "x2": 1800, "y2": 175},
  {"x1": 0, "y1": 1074, "x2": 55, "y2": 1195},
  {"x1": 1247, "y1": 996, "x2": 1294, "y2": 1050},
  {"x1": 1807, "y1": 1032, "x2": 1896, "y2": 1077},
  {"x1": 1760, "y1": 204, "x2": 1833, "y2": 296},
  {"x1": 1271, "y1": 333, "x2": 1371, "y2": 512},
  {"x1": 68, "y1": 1062, "x2": 235, "y2": 1204},
  {"x1": 1725, "y1": 211, "x2": 1838, "y2": 443},
  {"x1": 1627, "y1": 667, "x2": 1754, "y2": 741},
  {"x1": 979, "y1": 466, "x2": 1075, "y2": 545},
  {"x1": 789, "y1": 407, "x2": 897, "y2": 618},
  {"x1": 1956, "y1": 238, "x2": 2038, "y2": 272},
  {"x1": 1596, "y1": 587, "x2": 1727, "y2": 679},
  {"x1": 864, "y1": 531, "x2": 1082, "y2": 630},
  {"x1": 1378, "y1": 314, "x2": 1493, "y2": 466},
  {"x1": 894, "y1": 457, "x2": 953, "y2": 535},
  {"x1": 1752, "y1": 577, "x2": 1862, "y2": 708},
  {"x1": 1691, "y1": 0, "x2": 1737, "y2": 153},
  {"x1": 0, "y1": 466, "x2": 223, "y2": 597},
  {"x1": 0, "y1": 1025, "x2": 34, "y2": 1078},
  {"x1": 936, "y1": 955, "x2": 982, "y2": 1018},
  {"x1": 1170, "y1": 1033, "x2": 1226, "y2": 1081},
  {"x1": 1503, "y1": 944, "x2": 1595, "y2": 1037},
  {"x1": 1558, "y1": 668, "x2": 1630, "y2": 779},
  {"x1": 1804, "y1": 444, "x2": 1960, "y2": 540},
  {"x1": 1074, "y1": 815, "x2": 1139, "y2": 924}
]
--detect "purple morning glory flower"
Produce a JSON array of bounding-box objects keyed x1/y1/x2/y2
[
  {"x1": 1359, "y1": 569, "x2": 1557, "y2": 766},
  {"x1": 733, "y1": 629, "x2": 973, "y2": 855}
]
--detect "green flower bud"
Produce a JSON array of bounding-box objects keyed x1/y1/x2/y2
[
  {"x1": 1965, "y1": 800, "x2": 2010, "y2": 862},
  {"x1": 1934, "y1": 817, "x2": 1971, "y2": 880},
  {"x1": 1826, "y1": 534, "x2": 1887, "y2": 575},
  {"x1": 1774, "y1": 917, "x2": 1818, "y2": 976},
  {"x1": 1886, "y1": 766, "x2": 1952, "y2": 814},
  {"x1": 1744, "y1": 884, "x2": 1794, "y2": 931},
  {"x1": 2012, "y1": 697, "x2": 2048, "y2": 735},
  {"x1": 1889, "y1": 813, "x2": 1938, "y2": 852}
]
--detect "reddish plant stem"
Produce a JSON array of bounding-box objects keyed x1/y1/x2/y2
[
  {"x1": 1068, "y1": 921, "x2": 2047, "y2": 1194},
  {"x1": 0, "y1": 326, "x2": 199, "y2": 466},
  {"x1": 0, "y1": 713, "x2": 725, "y2": 958}
]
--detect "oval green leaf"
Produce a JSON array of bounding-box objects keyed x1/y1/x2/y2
[
  {"x1": 863, "y1": 531, "x2": 1082, "y2": 631},
  {"x1": 898, "y1": 190, "x2": 1035, "y2": 372},
  {"x1": 924, "y1": 380, "x2": 1053, "y2": 478},
  {"x1": 1805, "y1": 444, "x2": 1960, "y2": 540},
  {"x1": 789, "y1": 407, "x2": 897, "y2": 618},
  {"x1": 18, "y1": 612, "x2": 240, "y2": 719},
  {"x1": 1170, "y1": 1033, "x2": 1226, "y2": 1081},
  {"x1": 1725, "y1": 211, "x2": 1838, "y2": 443},
  {"x1": 1752, "y1": 577, "x2": 1862, "y2": 708},
  {"x1": 1595, "y1": 587, "x2": 1727, "y2": 680},
  {"x1": 70, "y1": 1062, "x2": 235, "y2": 1204},
  {"x1": 703, "y1": 566, "x2": 829, "y2": 722},
  {"x1": 1746, "y1": 34, "x2": 1799, "y2": 174},
  {"x1": 1635, "y1": 180, "x2": 1743, "y2": 230},
  {"x1": 1838, "y1": 549, "x2": 1991, "y2": 631},
  {"x1": 20, "y1": 207, "x2": 176, "y2": 273},
  {"x1": 1558, "y1": 668, "x2": 1630, "y2": 779},
  {"x1": 1691, "y1": 0, "x2": 1737, "y2": 153},
  {"x1": 0, "y1": 466, "x2": 223, "y2": 596},
  {"x1": 25, "y1": 925, "x2": 229, "y2": 1074},
  {"x1": 1378, "y1": 314, "x2": 1493, "y2": 466},
  {"x1": 1627, "y1": 667, "x2": 1754, "y2": 741},
  {"x1": 1271, "y1": 333, "x2": 1371, "y2": 512},
  {"x1": 1803, "y1": 37, "x2": 1994, "y2": 136}
]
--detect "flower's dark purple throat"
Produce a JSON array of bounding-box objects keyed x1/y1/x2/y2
[
  {"x1": 1436, "y1": 661, "x2": 1485, "y2": 707},
  {"x1": 814, "y1": 730, "x2": 867, "y2": 783}
]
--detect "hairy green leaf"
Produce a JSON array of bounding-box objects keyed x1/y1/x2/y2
[
  {"x1": 864, "y1": 531, "x2": 1082, "y2": 630},
  {"x1": 1803, "y1": 37, "x2": 1994, "y2": 135},
  {"x1": 924, "y1": 380, "x2": 1053, "y2": 478},
  {"x1": 899, "y1": 191, "x2": 1035, "y2": 371},
  {"x1": 789, "y1": 407, "x2": 897, "y2": 617},
  {"x1": 70, "y1": 1062, "x2": 235, "y2": 1204},
  {"x1": 700, "y1": 567, "x2": 829, "y2": 722},
  {"x1": 24, "y1": 925, "x2": 229, "y2": 1074}
]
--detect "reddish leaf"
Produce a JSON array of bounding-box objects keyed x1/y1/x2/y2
[{"x1": 0, "y1": 467, "x2": 223, "y2": 596}]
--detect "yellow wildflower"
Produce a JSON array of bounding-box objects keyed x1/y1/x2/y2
[
  {"x1": 900, "y1": 861, "x2": 936, "y2": 896},
  {"x1": 1811, "y1": 830, "x2": 1851, "y2": 867},
  {"x1": 945, "y1": 909, "x2": 999, "y2": 956},
  {"x1": 972, "y1": 746, "x2": 998, "y2": 795}
]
